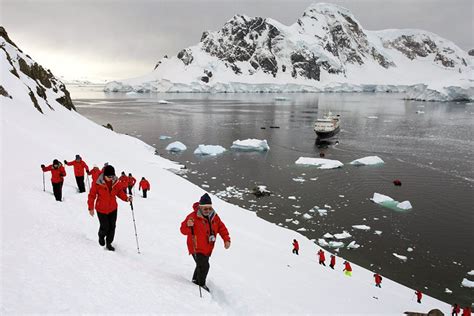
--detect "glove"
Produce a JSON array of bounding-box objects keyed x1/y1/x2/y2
[
  {"x1": 87, "y1": 171, "x2": 91, "y2": 175},
  {"x1": 41, "y1": 164, "x2": 45, "y2": 168},
  {"x1": 64, "y1": 160, "x2": 68, "y2": 164}
]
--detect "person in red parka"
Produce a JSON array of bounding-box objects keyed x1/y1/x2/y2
[
  {"x1": 317, "y1": 249, "x2": 326, "y2": 266},
  {"x1": 374, "y1": 273, "x2": 383, "y2": 288},
  {"x1": 87, "y1": 165, "x2": 132, "y2": 251},
  {"x1": 139, "y1": 177, "x2": 150, "y2": 198},
  {"x1": 180, "y1": 193, "x2": 231, "y2": 292},
  {"x1": 89, "y1": 165, "x2": 101, "y2": 184},
  {"x1": 119, "y1": 171, "x2": 128, "y2": 193},
  {"x1": 64, "y1": 154, "x2": 89, "y2": 193},
  {"x1": 41, "y1": 159, "x2": 66, "y2": 201},
  {"x1": 452, "y1": 304, "x2": 461, "y2": 316},
  {"x1": 343, "y1": 261, "x2": 352, "y2": 277},
  {"x1": 329, "y1": 254, "x2": 336, "y2": 269},
  {"x1": 415, "y1": 290, "x2": 422, "y2": 303},
  {"x1": 462, "y1": 306, "x2": 471, "y2": 316},
  {"x1": 292, "y1": 239, "x2": 299, "y2": 255},
  {"x1": 127, "y1": 173, "x2": 136, "y2": 195}
]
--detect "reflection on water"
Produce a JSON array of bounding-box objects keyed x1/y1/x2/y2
[{"x1": 71, "y1": 86, "x2": 474, "y2": 305}]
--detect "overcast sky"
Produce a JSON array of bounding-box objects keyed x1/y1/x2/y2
[{"x1": 2, "y1": 0, "x2": 472, "y2": 81}]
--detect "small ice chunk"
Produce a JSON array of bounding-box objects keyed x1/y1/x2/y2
[
  {"x1": 461, "y1": 278, "x2": 474, "y2": 288},
  {"x1": 201, "y1": 184, "x2": 209, "y2": 188},
  {"x1": 393, "y1": 253, "x2": 408, "y2": 262},
  {"x1": 329, "y1": 241, "x2": 344, "y2": 248},
  {"x1": 367, "y1": 116, "x2": 378, "y2": 119},
  {"x1": 318, "y1": 239, "x2": 329, "y2": 247},
  {"x1": 288, "y1": 196, "x2": 297, "y2": 200},
  {"x1": 297, "y1": 227, "x2": 307, "y2": 232},
  {"x1": 231, "y1": 139, "x2": 269, "y2": 151},
  {"x1": 324, "y1": 204, "x2": 331, "y2": 208},
  {"x1": 293, "y1": 211, "x2": 301, "y2": 215},
  {"x1": 166, "y1": 141, "x2": 187, "y2": 152},
  {"x1": 285, "y1": 218, "x2": 293, "y2": 222},
  {"x1": 468, "y1": 270, "x2": 474, "y2": 276},
  {"x1": 158, "y1": 99, "x2": 171, "y2": 104},
  {"x1": 318, "y1": 209, "x2": 328, "y2": 216},
  {"x1": 444, "y1": 288, "x2": 452, "y2": 294},
  {"x1": 302, "y1": 213, "x2": 313, "y2": 219},
  {"x1": 352, "y1": 225, "x2": 371, "y2": 231},
  {"x1": 350, "y1": 156, "x2": 385, "y2": 166},
  {"x1": 374, "y1": 230, "x2": 382, "y2": 235},
  {"x1": 339, "y1": 195, "x2": 345, "y2": 198},
  {"x1": 159, "y1": 135, "x2": 172, "y2": 140},
  {"x1": 292, "y1": 220, "x2": 300, "y2": 225},
  {"x1": 295, "y1": 157, "x2": 343, "y2": 169},
  {"x1": 397, "y1": 201, "x2": 413, "y2": 210},
  {"x1": 323, "y1": 233, "x2": 334, "y2": 239},
  {"x1": 292, "y1": 177, "x2": 306, "y2": 182},
  {"x1": 347, "y1": 241, "x2": 360, "y2": 249},
  {"x1": 407, "y1": 247, "x2": 414, "y2": 252},
  {"x1": 194, "y1": 145, "x2": 226, "y2": 156},
  {"x1": 416, "y1": 110, "x2": 425, "y2": 114},
  {"x1": 334, "y1": 231, "x2": 352, "y2": 239},
  {"x1": 371, "y1": 193, "x2": 394, "y2": 204}
]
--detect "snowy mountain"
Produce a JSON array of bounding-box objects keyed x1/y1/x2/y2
[
  {"x1": 1, "y1": 28, "x2": 454, "y2": 314},
  {"x1": 104, "y1": 3, "x2": 473, "y2": 101}
]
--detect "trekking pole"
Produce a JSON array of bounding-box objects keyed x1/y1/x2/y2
[
  {"x1": 86, "y1": 175, "x2": 90, "y2": 191},
  {"x1": 129, "y1": 199, "x2": 141, "y2": 254},
  {"x1": 190, "y1": 226, "x2": 202, "y2": 298},
  {"x1": 42, "y1": 172, "x2": 45, "y2": 192}
]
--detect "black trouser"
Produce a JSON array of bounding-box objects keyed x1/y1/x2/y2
[
  {"x1": 319, "y1": 260, "x2": 326, "y2": 266},
  {"x1": 192, "y1": 253, "x2": 210, "y2": 286},
  {"x1": 376, "y1": 283, "x2": 381, "y2": 288},
  {"x1": 128, "y1": 186, "x2": 133, "y2": 195},
  {"x1": 52, "y1": 181, "x2": 63, "y2": 201},
  {"x1": 97, "y1": 210, "x2": 118, "y2": 245},
  {"x1": 75, "y1": 176, "x2": 85, "y2": 193},
  {"x1": 143, "y1": 189, "x2": 148, "y2": 198},
  {"x1": 292, "y1": 249, "x2": 298, "y2": 255},
  {"x1": 329, "y1": 264, "x2": 334, "y2": 269}
]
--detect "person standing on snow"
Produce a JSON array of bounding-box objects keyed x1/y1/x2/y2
[
  {"x1": 374, "y1": 273, "x2": 382, "y2": 288},
  {"x1": 343, "y1": 261, "x2": 352, "y2": 277},
  {"x1": 452, "y1": 303, "x2": 461, "y2": 316},
  {"x1": 127, "y1": 173, "x2": 136, "y2": 195},
  {"x1": 64, "y1": 154, "x2": 89, "y2": 193},
  {"x1": 292, "y1": 239, "x2": 299, "y2": 255},
  {"x1": 119, "y1": 171, "x2": 128, "y2": 193},
  {"x1": 317, "y1": 249, "x2": 326, "y2": 266},
  {"x1": 462, "y1": 306, "x2": 471, "y2": 316},
  {"x1": 180, "y1": 193, "x2": 231, "y2": 292},
  {"x1": 41, "y1": 159, "x2": 66, "y2": 201},
  {"x1": 139, "y1": 177, "x2": 150, "y2": 198},
  {"x1": 415, "y1": 290, "x2": 422, "y2": 303},
  {"x1": 329, "y1": 254, "x2": 336, "y2": 269},
  {"x1": 89, "y1": 165, "x2": 101, "y2": 184},
  {"x1": 87, "y1": 165, "x2": 132, "y2": 251}
]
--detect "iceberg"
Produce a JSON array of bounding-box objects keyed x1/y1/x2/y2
[
  {"x1": 329, "y1": 241, "x2": 345, "y2": 248},
  {"x1": 371, "y1": 193, "x2": 394, "y2": 204},
  {"x1": 323, "y1": 233, "x2": 334, "y2": 239},
  {"x1": 405, "y1": 84, "x2": 474, "y2": 102},
  {"x1": 318, "y1": 239, "x2": 329, "y2": 247},
  {"x1": 350, "y1": 156, "x2": 384, "y2": 166},
  {"x1": 371, "y1": 193, "x2": 412, "y2": 211},
  {"x1": 194, "y1": 144, "x2": 226, "y2": 156},
  {"x1": 393, "y1": 253, "x2": 408, "y2": 262},
  {"x1": 397, "y1": 201, "x2": 413, "y2": 210},
  {"x1": 347, "y1": 241, "x2": 360, "y2": 249},
  {"x1": 295, "y1": 157, "x2": 343, "y2": 169},
  {"x1": 334, "y1": 231, "x2": 352, "y2": 239},
  {"x1": 352, "y1": 225, "x2": 371, "y2": 231},
  {"x1": 461, "y1": 278, "x2": 474, "y2": 288},
  {"x1": 231, "y1": 139, "x2": 269, "y2": 151},
  {"x1": 468, "y1": 270, "x2": 474, "y2": 276},
  {"x1": 166, "y1": 141, "x2": 187, "y2": 152}
]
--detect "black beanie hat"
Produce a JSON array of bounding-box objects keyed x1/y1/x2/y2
[
  {"x1": 103, "y1": 165, "x2": 115, "y2": 177},
  {"x1": 199, "y1": 193, "x2": 212, "y2": 205},
  {"x1": 53, "y1": 159, "x2": 60, "y2": 165}
]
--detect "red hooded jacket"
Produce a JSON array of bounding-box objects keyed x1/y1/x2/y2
[
  {"x1": 344, "y1": 261, "x2": 352, "y2": 272},
  {"x1": 462, "y1": 307, "x2": 471, "y2": 316},
  {"x1": 66, "y1": 159, "x2": 89, "y2": 177},
  {"x1": 330, "y1": 255, "x2": 336, "y2": 266},
  {"x1": 293, "y1": 240, "x2": 299, "y2": 251},
  {"x1": 180, "y1": 202, "x2": 230, "y2": 256},
  {"x1": 89, "y1": 167, "x2": 101, "y2": 183},
  {"x1": 374, "y1": 273, "x2": 382, "y2": 284},
  {"x1": 415, "y1": 290, "x2": 422, "y2": 300},
  {"x1": 42, "y1": 164, "x2": 66, "y2": 183},
  {"x1": 87, "y1": 174, "x2": 128, "y2": 214},
  {"x1": 318, "y1": 250, "x2": 325, "y2": 261},
  {"x1": 139, "y1": 179, "x2": 150, "y2": 190},
  {"x1": 128, "y1": 176, "x2": 136, "y2": 187}
]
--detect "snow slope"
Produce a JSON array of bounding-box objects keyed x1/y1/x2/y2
[
  {"x1": 104, "y1": 3, "x2": 473, "y2": 101},
  {"x1": 1, "y1": 28, "x2": 451, "y2": 314}
]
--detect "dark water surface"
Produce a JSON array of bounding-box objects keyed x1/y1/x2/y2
[{"x1": 72, "y1": 86, "x2": 474, "y2": 305}]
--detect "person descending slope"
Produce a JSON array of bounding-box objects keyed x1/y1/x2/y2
[
  {"x1": 343, "y1": 261, "x2": 352, "y2": 277},
  {"x1": 374, "y1": 273, "x2": 382, "y2": 288},
  {"x1": 180, "y1": 193, "x2": 231, "y2": 292},
  {"x1": 317, "y1": 249, "x2": 326, "y2": 266},
  {"x1": 292, "y1": 239, "x2": 299, "y2": 255},
  {"x1": 64, "y1": 154, "x2": 89, "y2": 193},
  {"x1": 87, "y1": 165, "x2": 132, "y2": 251},
  {"x1": 119, "y1": 171, "x2": 128, "y2": 193},
  {"x1": 139, "y1": 177, "x2": 150, "y2": 198},
  {"x1": 127, "y1": 173, "x2": 136, "y2": 195},
  {"x1": 41, "y1": 159, "x2": 66, "y2": 201},
  {"x1": 329, "y1": 254, "x2": 336, "y2": 269},
  {"x1": 415, "y1": 290, "x2": 422, "y2": 303}
]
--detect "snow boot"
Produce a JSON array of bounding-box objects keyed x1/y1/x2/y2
[
  {"x1": 201, "y1": 285, "x2": 210, "y2": 293},
  {"x1": 106, "y1": 244, "x2": 115, "y2": 251},
  {"x1": 99, "y1": 236, "x2": 105, "y2": 246}
]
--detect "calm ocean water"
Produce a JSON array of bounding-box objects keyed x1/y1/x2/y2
[{"x1": 72, "y1": 86, "x2": 474, "y2": 305}]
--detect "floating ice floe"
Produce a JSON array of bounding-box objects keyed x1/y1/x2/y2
[
  {"x1": 374, "y1": 230, "x2": 382, "y2": 235},
  {"x1": 295, "y1": 157, "x2": 343, "y2": 169},
  {"x1": 444, "y1": 288, "x2": 452, "y2": 294},
  {"x1": 347, "y1": 241, "x2": 360, "y2": 249},
  {"x1": 323, "y1": 233, "x2": 334, "y2": 239},
  {"x1": 159, "y1": 135, "x2": 172, "y2": 140},
  {"x1": 288, "y1": 196, "x2": 297, "y2": 200},
  {"x1": 461, "y1": 278, "x2": 474, "y2": 288},
  {"x1": 231, "y1": 139, "x2": 269, "y2": 151},
  {"x1": 297, "y1": 228, "x2": 307, "y2": 232},
  {"x1": 468, "y1": 270, "x2": 474, "y2": 276},
  {"x1": 371, "y1": 193, "x2": 413, "y2": 211},
  {"x1": 302, "y1": 213, "x2": 313, "y2": 220},
  {"x1": 416, "y1": 110, "x2": 425, "y2": 114},
  {"x1": 367, "y1": 116, "x2": 378, "y2": 119},
  {"x1": 166, "y1": 141, "x2": 187, "y2": 152},
  {"x1": 352, "y1": 225, "x2": 371, "y2": 231},
  {"x1": 318, "y1": 239, "x2": 329, "y2": 247},
  {"x1": 292, "y1": 220, "x2": 300, "y2": 225},
  {"x1": 350, "y1": 156, "x2": 384, "y2": 166},
  {"x1": 393, "y1": 253, "x2": 408, "y2": 262},
  {"x1": 334, "y1": 231, "x2": 352, "y2": 239},
  {"x1": 194, "y1": 145, "x2": 226, "y2": 156},
  {"x1": 292, "y1": 177, "x2": 306, "y2": 182},
  {"x1": 407, "y1": 247, "x2": 414, "y2": 252},
  {"x1": 158, "y1": 99, "x2": 171, "y2": 104},
  {"x1": 274, "y1": 96, "x2": 290, "y2": 101},
  {"x1": 318, "y1": 209, "x2": 328, "y2": 216},
  {"x1": 126, "y1": 91, "x2": 138, "y2": 95},
  {"x1": 397, "y1": 201, "x2": 413, "y2": 210},
  {"x1": 329, "y1": 241, "x2": 345, "y2": 248}
]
